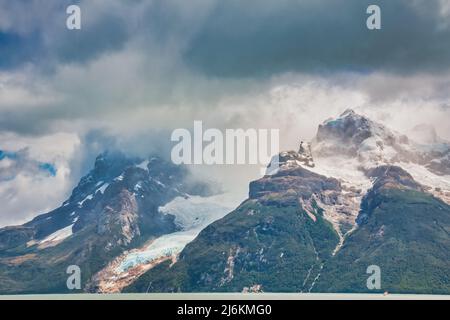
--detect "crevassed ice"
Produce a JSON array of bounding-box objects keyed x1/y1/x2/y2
[
  {"x1": 116, "y1": 194, "x2": 240, "y2": 272},
  {"x1": 158, "y1": 194, "x2": 236, "y2": 230},
  {"x1": 117, "y1": 231, "x2": 195, "y2": 272}
]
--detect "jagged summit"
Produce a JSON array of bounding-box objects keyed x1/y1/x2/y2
[
  {"x1": 340, "y1": 108, "x2": 357, "y2": 117},
  {"x1": 268, "y1": 109, "x2": 398, "y2": 173},
  {"x1": 314, "y1": 108, "x2": 403, "y2": 158},
  {"x1": 311, "y1": 109, "x2": 449, "y2": 175},
  {"x1": 264, "y1": 141, "x2": 315, "y2": 176}
]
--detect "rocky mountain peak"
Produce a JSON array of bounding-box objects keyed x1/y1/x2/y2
[
  {"x1": 93, "y1": 151, "x2": 137, "y2": 178},
  {"x1": 313, "y1": 109, "x2": 394, "y2": 157},
  {"x1": 340, "y1": 108, "x2": 357, "y2": 117},
  {"x1": 365, "y1": 165, "x2": 424, "y2": 192},
  {"x1": 312, "y1": 110, "x2": 417, "y2": 166}
]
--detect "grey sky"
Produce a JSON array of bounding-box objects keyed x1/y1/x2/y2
[
  {"x1": 1, "y1": 0, "x2": 450, "y2": 225},
  {"x1": 2, "y1": 1, "x2": 450, "y2": 73}
]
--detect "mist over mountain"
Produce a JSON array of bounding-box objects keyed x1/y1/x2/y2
[
  {"x1": 125, "y1": 110, "x2": 450, "y2": 294},
  {"x1": 1, "y1": 110, "x2": 448, "y2": 294},
  {"x1": 0, "y1": 151, "x2": 233, "y2": 294}
]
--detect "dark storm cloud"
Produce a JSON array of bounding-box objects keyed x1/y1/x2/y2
[
  {"x1": 53, "y1": 13, "x2": 129, "y2": 65},
  {"x1": 0, "y1": 0, "x2": 131, "y2": 69},
  {"x1": 183, "y1": 0, "x2": 450, "y2": 77},
  {"x1": 1, "y1": 0, "x2": 450, "y2": 137},
  {"x1": 0, "y1": 31, "x2": 44, "y2": 70},
  {"x1": 2, "y1": 0, "x2": 450, "y2": 76}
]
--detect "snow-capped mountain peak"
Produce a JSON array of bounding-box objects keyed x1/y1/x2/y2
[
  {"x1": 267, "y1": 109, "x2": 449, "y2": 208},
  {"x1": 275, "y1": 109, "x2": 450, "y2": 205},
  {"x1": 313, "y1": 108, "x2": 407, "y2": 159}
]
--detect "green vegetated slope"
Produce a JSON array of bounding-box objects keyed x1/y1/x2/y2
[
  {"x1": 125, "y1": 199, "x2": 339, "y2": 293},
  {"x1": 315, "y1": 188, "x2": 450, "y2": 294},
  {"x1": 0, "y1": 225, "x2": 129, "y2": 294},
  {"x1": 125, "y1": 166, "x2": 450, "y2": 294}
]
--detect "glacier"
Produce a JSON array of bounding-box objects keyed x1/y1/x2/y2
[{"x1": 116, "y1": 193, "x2": 241, "y2": 272}]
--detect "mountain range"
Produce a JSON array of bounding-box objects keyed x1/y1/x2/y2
[{"x1": 1, "y1": 109, "x2": 449, "y2": 294}]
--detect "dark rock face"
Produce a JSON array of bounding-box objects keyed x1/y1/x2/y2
[
  {"x1": 313, "y1": 109, "x2": 412, "y2": 162},
  {"x1": 365, "y1": 165, "x2": 424, "y2": 193},
  {"x1": 0, "y1": 226, "x2": 35, "y2": 251},
  {"x1": 316, "y1": 109, "x2": 375, "y2": 148},
  {"x1": 68, "y1": 151, "x2": 139, "y2": 204},
  {"x1": 96, "y1": 189, "x2": 140, "y2": 247},
  {"x1": 250, "y1": 166, "x2": 340, "y2": 206},
  {"x1": 358, "y1": 165, "x2": 424, "y2": 225}
]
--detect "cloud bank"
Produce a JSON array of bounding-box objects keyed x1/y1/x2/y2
[{"x1": 1, "y1": 0, "x2": 450, "y2": 225}]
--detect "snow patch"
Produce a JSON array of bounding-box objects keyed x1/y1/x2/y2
[
  {"x1": 309, "y1": 156, "x2": 372, "y2": 193},
  {"x1": 152, "y1": 179, "x2": 165, "y2": 188},
  {"x1": 399, "y1": 162, "x2": 450, "y2": 191},
  {"x1": 117, "y1": 231, "x2": 194, "y2": 272},
  {"x1": 134, "y1": 182, "x2": 142, "y2": 192},
  {"x1": 136, "y1": 160, "x2": 149, "y2": 172},
  {"x1": 96, "y1": 183, "x2": 109, "y2": 194},
  {"x1": 159, "y1": 194, "x2": 236, "y2": 230},
  {"x1": 38, "y1": 224, "x2": 74, "y2": 247},
  {"x1": 398, "y1": 162, "x2": 450, "y2": 204},
  {"x1": 78, "y1": 194, "x2": 93, "y2": 206}
]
